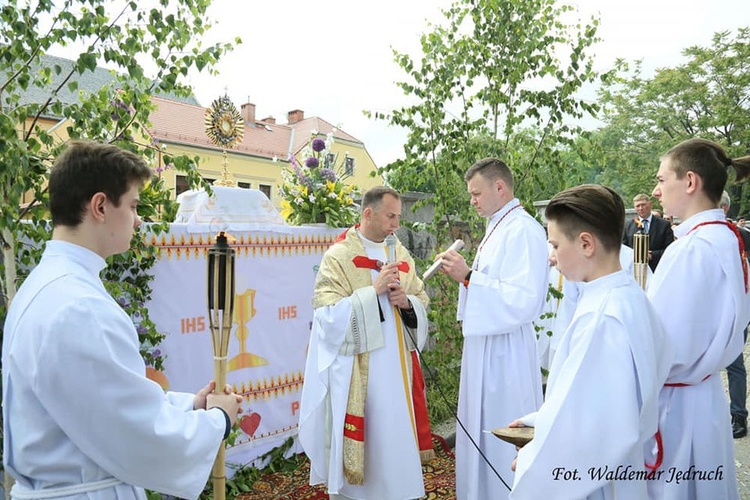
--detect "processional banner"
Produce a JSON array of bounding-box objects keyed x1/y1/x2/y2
[{"x1": 145, "y1": 222, "x2": 340, "y2": 467}]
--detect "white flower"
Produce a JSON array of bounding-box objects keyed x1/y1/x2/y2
[
  {"x1": 309, "y1": 194, "x2": 316, "y2": 203},
  {"x1": 295, "y1": 197, "x2": 303, "y2": 204},
  {"x1": 328, "y1": 193, "x2": 338, "y2": 199}
]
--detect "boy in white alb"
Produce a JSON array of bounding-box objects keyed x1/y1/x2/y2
[
  {"x1": 538, "y1": 243, "x2": 651, "y2": 371},
  {"x1": 2, "y1": 141, "x2": 243, "y2": 499},
  {"x1": 510, "y1": 185, "x2": 672, "y2": 500},
  {"x1": 647, "y1": 138, "x2": 750, "y2": 499}
]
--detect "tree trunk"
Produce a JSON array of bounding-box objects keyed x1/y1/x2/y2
[{"x1": 1, "y1": 228, "x2": 16, "y2": 499}]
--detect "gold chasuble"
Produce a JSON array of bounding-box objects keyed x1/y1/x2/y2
[{"x1": 313, "y1": 226, "x2": 432, "y2": 484}]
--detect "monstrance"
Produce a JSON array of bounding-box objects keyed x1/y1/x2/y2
[{"x1": 204, "y1": 95, "x2": 244, "y2": 187}]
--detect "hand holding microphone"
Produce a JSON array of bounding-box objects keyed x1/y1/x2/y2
[
  {"x1": 382, "y1": 234, "x2": 410, "y2": 308},
  {"x1": 423, "y1": 239, "x2": 465, "y2": 280},
  {"x1": 375, "y1": 234, "x2": 400, "y2": 295}
]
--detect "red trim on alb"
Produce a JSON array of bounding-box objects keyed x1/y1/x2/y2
[{"x1": 687, "y1": 220, "x2": 748, "y2": 293}]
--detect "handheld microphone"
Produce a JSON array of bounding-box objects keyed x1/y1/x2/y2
[
  {"x1": 422, "y1": 239, "x2": 465, "y2": 280},
  {"x1": 385, "y1": 234, "x2": 398, "y2": 264}
]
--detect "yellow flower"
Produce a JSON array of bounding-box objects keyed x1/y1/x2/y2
[
  {"x1": 280, "y1": 199, "x2": 294, "y2": 220},
  {"x1": 326, "y1": 180, "x2": 335, "y2": 192}
]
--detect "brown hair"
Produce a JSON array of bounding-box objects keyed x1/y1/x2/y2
[
  {"x1": 361, "y1": 186, "x2": 400, "y2": 212},
  {"x1": 464, "y1": 157, "x2": 514, "y2": 189},
  {"x1": 662, "y1": 138, "x2": 750, "y2": 204},
  {"x1": 545, "y1": 184, "x2": 624, "y2": 253},
  {"x1": 49, "y1": 141, "x2": 152, "y2": 227}
]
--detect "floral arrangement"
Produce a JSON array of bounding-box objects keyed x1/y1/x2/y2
[{"x1": 279, "y1": 132, "x2": 360, "y2": 227}]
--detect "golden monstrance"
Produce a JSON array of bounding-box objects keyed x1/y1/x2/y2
[{"x1": 204, "y1": 95, "x2": 244, "y2": 187}]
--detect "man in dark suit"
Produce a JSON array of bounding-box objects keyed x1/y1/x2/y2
[
  {"x1": 622, "y1": 193, "x2": 674, "y2": 271},
  {"x1": 721, "y1": 190, "x2": 750, "y2": 439}
]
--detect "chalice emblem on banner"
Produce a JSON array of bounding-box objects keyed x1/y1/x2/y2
[{"x1": 229, "y1": 289, "x2": 268, "y2": 371}]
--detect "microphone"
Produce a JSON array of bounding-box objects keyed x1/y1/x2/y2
[
  {"x1": 385, "y1": 234, "x2": 398, "y2": 264},
  {"x1": 422, "y1": 239, "x2": 465, "y2": 280}
]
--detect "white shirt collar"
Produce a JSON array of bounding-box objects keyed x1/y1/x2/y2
[
  {"x1": 578, "y1": 269, "x2": 631, "y2": 306},
  {"x1": 356, "y1": 229, "x2": 386, "y2": 250},
  {"x1": 488, "y1": 198, "x2": 521, "y2": 225},
  {"x1": 44, "y1": 240, "x2": 107, "y2": 277}
]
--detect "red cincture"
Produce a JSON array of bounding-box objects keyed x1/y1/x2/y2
[
  {"x1": 687, "y1": 220, "x2": 749, "y2": 293},
  {"x1": 644, "y1": 429, "x2": 664, "y2": 472},
  {"x1": 664, "y1": 374, "x2": 711, "y2": 388},
  {"x1": 649, "y1": 374, "x2": 712, "y2": 471}
]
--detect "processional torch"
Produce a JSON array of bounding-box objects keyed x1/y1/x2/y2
[
  {"x1": 207, "y1": 231, "x2": 236, "y2": 500},
  {"x1": 633, "y1": 223, "x2": 650, "y2": 291}
]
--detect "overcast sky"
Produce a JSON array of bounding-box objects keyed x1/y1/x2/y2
[{"x1": 172, "y1": 1, "x2": 747, "y2": 166}]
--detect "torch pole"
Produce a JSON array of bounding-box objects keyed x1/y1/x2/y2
[
  {"x1": 633, "y1": 231, "x2": 650, "y2": 291},
  {"x1": 208, "y1": 232, "x2": 235, "y2": 500}
]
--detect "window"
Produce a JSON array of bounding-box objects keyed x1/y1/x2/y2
[
  {"x1": 345, "y1": 157, "x2": 355, "y2": 176},
  {"x1": 325, "y1": 153, "x2": 335, "y2": 168},
  {"x1": 176, "y1": 175, "x2": 214, "y2": 196},
  {"x1": 238, "y1": 182, "x2": 251, "y2": 189},
  {"x1": 259, "y1": 184, "x2": 272, "y2": 200},
  {"x1": 176, "y1": 175, "x2": 189, "y2": 196}
]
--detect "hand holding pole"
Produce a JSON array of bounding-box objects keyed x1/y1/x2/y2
[{"x1": 207, "y1": 232, "x2": 236, "y2": 500}]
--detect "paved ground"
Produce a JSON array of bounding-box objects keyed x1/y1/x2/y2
[
  {"x1": 435, "y1": 340, "x2": 750, "y2": 499},
  {"x1": 727, "y1": 340, "x2": 750, "y2": 499}
]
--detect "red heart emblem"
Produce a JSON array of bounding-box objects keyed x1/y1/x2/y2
[{"x1": 240, "y1": 412, "x2": 261, "y2": 436}]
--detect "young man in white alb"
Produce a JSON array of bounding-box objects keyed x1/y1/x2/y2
[
  {"x1": 510, "y1": 184, "x2": 671, "y2": 499},
  {"x1": 647, "y1": 138, "x2": 750, "y2": 499}
]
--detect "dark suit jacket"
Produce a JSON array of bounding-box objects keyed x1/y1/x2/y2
[{"x1": 622, "y1": 216, "x2": 675, "y2": 271}]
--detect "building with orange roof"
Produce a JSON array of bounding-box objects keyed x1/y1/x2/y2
[
  {"x1": 148, "y1": 96, "x2": 382, "y2": 207},
  {"x1": 17, "y1": 53, "x2": 383, "y2": 212}
]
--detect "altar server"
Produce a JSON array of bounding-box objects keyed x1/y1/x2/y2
[
  {"x1": 537, "y1": 242, "x2": 649, "y2": 371},
  {"x1": 510, "y1": 184, "x2": 671, "y2": 499},
  {"x1": 2, "y1": 141, "x2": 242, "y2": 499},
  {"x1": 647, "y1": 138, "x2": 750, "y2": 499}
]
